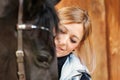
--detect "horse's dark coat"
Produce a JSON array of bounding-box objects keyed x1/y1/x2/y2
[{"x1": 0, "y1": 0, "x2": 60, "y2": 80}]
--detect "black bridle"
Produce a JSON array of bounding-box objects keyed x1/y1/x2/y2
[{"x1": 16, "y1": 0, "x2": 49, "y2": 80}]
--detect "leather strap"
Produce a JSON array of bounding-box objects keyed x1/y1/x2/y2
[{"x1": 16, "y1": 0, "x2": 26, "y2": 80}]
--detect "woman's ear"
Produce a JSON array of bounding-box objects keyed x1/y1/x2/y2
[{"x1": 75, "y1": 41, "x2": 84, "y2": 51}]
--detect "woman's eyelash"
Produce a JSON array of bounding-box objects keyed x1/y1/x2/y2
[
  {"x1": 59, "y1": 29, "x2": 66, "y2": 33},
  {"x1": 70, "y1": 39, "x2": 77, "y2": 43}
]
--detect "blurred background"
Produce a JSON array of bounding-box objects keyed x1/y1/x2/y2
[{"x1": 56, "y1": 0, "x2": 120, "y2": 80}]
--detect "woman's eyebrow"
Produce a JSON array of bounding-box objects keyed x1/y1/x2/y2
[
  {"x1": 72, "y1": 35, "x2": 80, "y2": 40},
  {"x1": 60, "y1": 24, "x2": 68, "y2": 31},
  {"x1": 61, "y1": 24, "x2": 80, "y2": 40}
]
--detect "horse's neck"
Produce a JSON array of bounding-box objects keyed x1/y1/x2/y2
[
  {"x1": 0, "y1": 0, "x2": 18, "y2": 17},
  {"x1": 0, "y1": 15, "x2": 17, "y2": 42},
  {"x1": 0, "y1": 20, "x2": 17, "y2": 32}
]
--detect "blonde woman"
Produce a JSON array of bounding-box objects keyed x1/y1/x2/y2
[{"x1": 54, "y1": 7, "x2": 95, "y2": 80}]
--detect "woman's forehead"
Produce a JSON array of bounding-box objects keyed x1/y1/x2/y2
[{"x1": 60, "y1": 23, "x2": 84, "y2": 40}]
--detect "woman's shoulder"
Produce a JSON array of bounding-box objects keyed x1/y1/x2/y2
[
  {"x1": 69, "y1": 53, "x2": 88, "y2": 72},
  {"x1": 60, "y1": 53, "x2": 91, "y2": 80},
  {"x1": 71, "y1": 71, "x2": 91, "y2": 80}
]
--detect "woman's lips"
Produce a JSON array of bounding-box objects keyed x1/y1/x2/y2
[{"x1": 56, "y1": 47, "x2": 64, "y2": 52}]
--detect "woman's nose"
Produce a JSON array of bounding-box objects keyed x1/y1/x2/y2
[{"x1": 58, "y1": 35, "x2": 68, "y2": 45}]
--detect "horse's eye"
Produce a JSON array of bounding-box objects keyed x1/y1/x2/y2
[
  {"x1": 34, "y1": 52, "x2": 52, "y2": 68},
  {"x1": 37, "y1": 54, "x2": 49, "y2": 63}
]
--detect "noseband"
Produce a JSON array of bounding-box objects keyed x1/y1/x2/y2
[{"x1": 16, "y1": 0, "x2": 49, "y2": 80}]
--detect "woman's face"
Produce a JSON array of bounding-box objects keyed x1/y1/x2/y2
[{"x1": 54, "y1": 23, "x2": 84, "y2": 57}]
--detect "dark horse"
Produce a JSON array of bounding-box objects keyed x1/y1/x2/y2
[{"x1": 0, "y1": 0, "x2": 60, "y2": 80}]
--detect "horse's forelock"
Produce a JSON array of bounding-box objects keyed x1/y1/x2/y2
[{"x1": 23, "y1": 0, "x2": 59, "y2": 36}]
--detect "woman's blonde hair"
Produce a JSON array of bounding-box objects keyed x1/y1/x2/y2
[{"x1": 57, "y1": 7, "x2": 96, "y2": 73}]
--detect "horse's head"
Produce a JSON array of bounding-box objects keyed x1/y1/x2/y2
[
  {"x1": 22, "y1": 0, "x2": 60, "y2": 80},
  {"x1": 0, "y1": 0, "x2": 60, "y2": 80}
]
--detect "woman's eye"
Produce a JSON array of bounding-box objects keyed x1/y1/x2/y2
[
  {"x1": 70, "y1": 38, "x2": 77, "y2": 43},
  {"x1": 59, "y1": 29, "x2": 66, "y2": 34}
]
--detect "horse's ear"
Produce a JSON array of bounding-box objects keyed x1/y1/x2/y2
[{"x1": 51, "y1": 0, "x2": 61, "y2": 5}]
